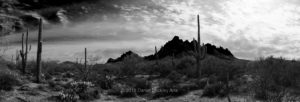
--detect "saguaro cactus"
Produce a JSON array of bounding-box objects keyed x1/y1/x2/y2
[
  {"x1": 36, "y1": 18, "x2": 43, "y2": 83},
  {"x1": 20, "y1": 29, "x2": 31, "y2": 74},
  {"x1": 85, "y1": 48, "x2": 87, "y2": 70},
  {"x1": 15, "y1": 50, "x2": 19, "y2": 65},
  {"x1": 155, "y1": 46, "x2": 159, "y2": 64},
  {"x1": 82, "y1": 48, "x2": 89, "y2": 81},
  {"x1": 155, "y1": 46, "x2": 158, "y2": 59},
  {"x1": 195, "y1": 15, "x2": 207, "y2": 77}
]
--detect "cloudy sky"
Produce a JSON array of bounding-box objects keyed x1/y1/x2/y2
[{"x1": 3, "y1": 0, "x2": 300, "y2": 63}]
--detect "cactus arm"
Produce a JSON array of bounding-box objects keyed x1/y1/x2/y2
[{"x1": 199, "y1": 43, "x2": 207, "y2": 60}]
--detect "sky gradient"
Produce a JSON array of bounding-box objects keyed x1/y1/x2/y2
[{"x1": 3, "y1": 0, "x2": 300, "y2": 63}]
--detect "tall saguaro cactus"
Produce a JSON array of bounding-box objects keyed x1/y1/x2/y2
[
  {"x1": 81, "y1": 48, "x2": 89, "y2": 80},
  {"x1": 195, "y1": 15, "x2": 207, "y2": 78},
  {"x1": 85, "y1": 48, "x2": 87, "y2": 70},
  {"x1": 36, "y1": 18, "x2": 43, "y2": 83},
  {"x1": 20, "y1": 29, "x2": 31, "y2": 74}
]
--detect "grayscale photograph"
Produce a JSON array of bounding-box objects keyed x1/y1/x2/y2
[{"x1": 0, "y1": 0, "x2": 299, "y2": 102}]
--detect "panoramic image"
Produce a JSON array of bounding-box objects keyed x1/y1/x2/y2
[{"x1": 0, "y1": 0, "x2": 300, "y2": 102}]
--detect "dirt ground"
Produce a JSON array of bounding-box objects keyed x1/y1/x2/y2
[{"x1": 0, "y1": 83, "x2": 259, "y2": 102}]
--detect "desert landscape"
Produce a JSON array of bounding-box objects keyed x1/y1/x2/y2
[{"x1": 0, "y1": 0, "x2": 300, "y2": 102}]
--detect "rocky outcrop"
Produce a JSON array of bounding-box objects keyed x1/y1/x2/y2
[
  {"x1": 145, "y1": 36, "x2": 235, "y2": 60},
  {"x1": 107, "y1": 51, "x2": 141, "y2": 63}
]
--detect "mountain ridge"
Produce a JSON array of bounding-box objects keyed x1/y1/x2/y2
[{"x1": 107, "y1": 36, "x2": 235, "y2": 63}]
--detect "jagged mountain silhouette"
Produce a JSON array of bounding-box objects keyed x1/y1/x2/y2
[
  {"x1": 107, "y1": 51, "x2": 141, "y2": 63},
  {"x1": 145, "y1": 36, "x2": 234, "y2": 60},
  {"x1": 107, "y1": 36, "x2": 235, "y2": 63}
]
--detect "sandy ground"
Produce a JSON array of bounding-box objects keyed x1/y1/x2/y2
[
  {"x1": 1, "y1": 82, "x2": 298, "y2": 102},
  {"x1": 93, "y1": 90, "x2": 257, "y2": 102}
]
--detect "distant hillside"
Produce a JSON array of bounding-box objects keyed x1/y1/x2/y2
[{"x1": 107, "y1": 36, "x2": 235, "y2": 63}]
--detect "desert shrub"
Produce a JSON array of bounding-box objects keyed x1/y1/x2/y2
[
  {"x1": 77, "y1": 88, "x2": 100, "y2": 100},
  {"x1": 119, "y1": 88, "x2": 137, "y2": 97},
  {"x1": 117, "y1": 55, "x2": 143, "y2": 78},
  {"x1": 251, "y1": 76, "x2": 288, "y2": 101},
  {"x1": 77, "y1": 91, "x2": 100, "y2": 100},
  {"x1": 152, "y1": 63, "x2": 173, "y2": 77},
  {"x1": 135, "y1": 61, "x2": 156, "y2": 75},
  {"x1": 46, "y1": 62, "x2": 76, "y2": 75},
  {"x1": 26, "y1": 61, "x2": 75, "y2": 76},
  {"x1": 201, "y1": 57, "x2": 222, "y2": 77},
  {"x1": 202, "y1": 82, "x2": 226, "y2": 98},
  {"x1": 69, "y1": 81, "x2": 94, "y2": 94},
  {"x1": 44, "y1": 73, "x2": 53, "y2": 80},
  {"x1": 85, "y1": 68, "x2": 113, "y2": 89},
  {"x1": 107, "y1": 78, "x2": 150, "y2": 97},
  {"x1": 107, "y1": 86, "x2": 122, "y2": 96},
  {"x1": 62, "y1": 72, "x2": 74, "y2": 78},
  {"x1": 54, "y1": 85, "x2": 65, "y2": 91},
  {"x1": 119, "y1": 63, "x2": 136, "y2": 78},
  {"x1": 249, "y1": 57, "x2": 300, "y2": 101},
  {"x1": 229, "y1": 77, "x2": 249, "y2": 94},
  {"x1": 251, "y1": 78, "x2": 269, "y2": 100},
  {"x1": 26, "y1": 89, "x2": 41, "y2": 96},
  {"x1": 37, "y1": 85, "x2": 48, "y2": 92},
  {"x1": 0, "y1": 69, "x2": 20, "y2": 91},
  {"x1": 123, "y1": 78, "x2": 151, "y2": 95},
  {"x1": 151, "y1": 57, "x2": 176, "y2": 77},
  {"x1": 48, "y1": 80, "x2": 65, "y2": 91},
  {"x1": 83, "y1": 65, "x2": 119, "y2": 90},
  {"x1": 57, "y1": 81, "x2": 96, "y2": 101},
  {"x1": 166, "y1": 71, "x2": 184, "y2": 83},
  {"x1": 177, "y1": 81, "x2": 199, "y2": 91},
  {"x1": 192, "y1": 78, "x2": 209, "y2": 89},
  {"x1": 140, "y1": 62, "x2": 156, "y2": 75},
  {"x1": 282, "y1": 93, "x2": 300, "y2": 102},
  {"x1": 176, "y1": 56, "x2": 195, "y2": 77},
  {"x1": 57, "y1": 90, "x2": 79, "y2": 102},
  {"x1": 152, "y1": 79, "x2": 188, "y2": 99},
  {"x1": 107, "y1": 83, "x2": 136, "y2": 98},
  {"x1": 201, "y1": 57, "x2": 243, "y2": 79},
  {"x1": 48, "y1": 80, "x2": 56, "y2": 88},
  {"x1": 90, "y1": 75, "x2": 113, "y2": 90}
]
